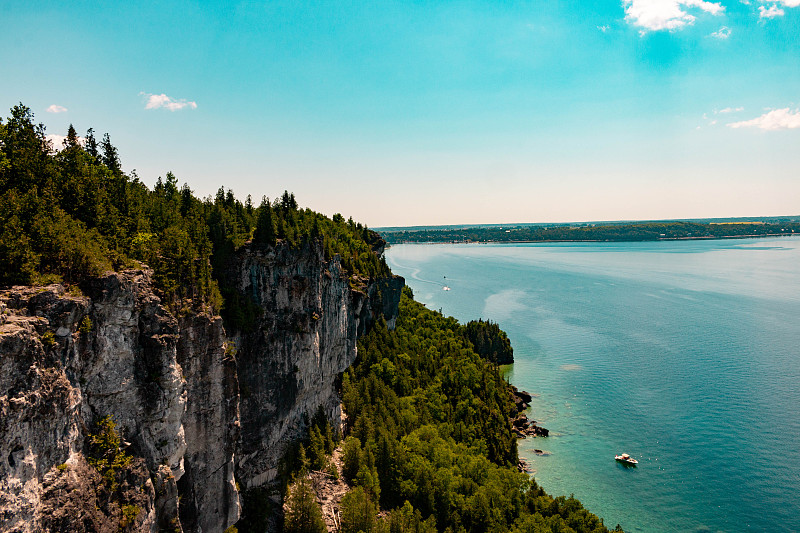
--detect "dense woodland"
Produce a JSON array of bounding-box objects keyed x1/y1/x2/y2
[
  {"x1": 1, "y1": 104, "x2": 619, "y2": 532},
  {"x1": 382, "y1": 220, "x2": 800, "y2": 245},
  {"x1": 320, "y1": 289, "x2": 618, "y2": 533},
  {"x1": 0, "y1": 104, "x2": 388, "y2": 314}
]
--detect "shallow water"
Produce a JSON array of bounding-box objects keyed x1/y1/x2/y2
[{"x1": 386, "y1": 237, "x2": 800, "y2": 533}]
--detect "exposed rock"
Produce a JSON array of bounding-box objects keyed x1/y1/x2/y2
[
  {"x1": 1, "y1": 272, "x2": 198, "y2": 532},
  {"x1": 175, "y1": 312, "x2": 240, "y2": 533},
  {"x1": 308, "y1": 447, "x2": 349, "y2": 531},
  {"x1": 1, "y1": 239, "x2": 402, "y2": 532},
  {"x1": 510, "y1": 386, "x2": 548, "y2": 439},
  {"x1": 226, "y1": 240, "x2": 403, "y2": 490}
]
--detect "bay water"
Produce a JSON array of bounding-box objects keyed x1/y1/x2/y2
[{"x1": 385, "y1": 237, "x2": 800, "y2": 533}]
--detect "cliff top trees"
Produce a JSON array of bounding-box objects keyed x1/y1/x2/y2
[
  {"x1": 252, "y1": 197, "x2": 276, "y2": 246},
  {"x1": 0, "y1": 103, "x2": 391, "y2": 310}
]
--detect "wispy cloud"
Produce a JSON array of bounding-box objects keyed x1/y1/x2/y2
[
  {"x1": 710, "y1": 26, "x2": 731, "y2": 38},
  {"x1": 141, "y1": 92, "x2": 198, "y2": 111},
  {"x1": 759, "y1": 4, "x2": 785, "y2": 17},
  {"x1": 598, "y1": 24, "x2": 610, "y2": 32},
  {"x1": 727, "y1": 108, "x2": 800, "y2": 130},
  {"x1": 46, "y1": 104, "x2": 68, "y2": 113},
  {"x1": 717, "y1": 107, "x2": 744, "y2": 114},
  {"x1": 623, "y1": 0, "x2": 725, "y2": 33}
]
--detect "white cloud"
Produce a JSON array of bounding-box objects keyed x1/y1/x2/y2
[
  {"x1": 46, "y1": 134, "x2": 85, "y2": 150},
  {"x1": 624, "y1": 0, "x2": 725, "y2": 33},
  {"x1": 141, "y1": 92, "x2": 198, "y2": 111},
  {"x1": 717, "y1": 106, "x2": 744, "y2": 113},
  {"x1": 727, "y1": 108, "x2": 800, "y2": 130},
  {"x1": 759, "y1": 4, "x2": 785, "y2": 17},
  {"x1": 598, "y1": 24, "x2": 610, "y2": 32},
  {"x1": 775, "y1": 0, "x2": 800, "y2": 6},
  {"x1": 710, "y1": 26, "x2": 731, "y2": 38},
  {"x1": 46, "y1": 104, "x2": 68, "y2": 113}
]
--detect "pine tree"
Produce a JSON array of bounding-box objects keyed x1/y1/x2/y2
[
  {"x1": 101, "y1": 133, "x2": 121, "y2": 175},
  {"x1": 253, "y1": 197, "x2": 276, "y2": 245},
  {"x1": 65, "y1": 124, "x2": 80, "y2": 149},
  {"x1": 283, "y1": 477, "x2": 327, "y2": 533},
  {"x1": 339, "y1": 487, "x2": 377, "y2": 533}
]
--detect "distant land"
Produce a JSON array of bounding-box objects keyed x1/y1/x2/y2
[{"x1": 376, "y1": 216, "x2": 800, "y2": 245}]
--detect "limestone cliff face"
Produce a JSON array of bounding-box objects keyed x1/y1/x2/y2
[
  {"x1": 228, "y1": 240, "x2": 404, "y2": 489},
  {"x1": 175, "y1": 312, "x2": 240, "y2": 533},
  {"x1": 0, "y1": 240, "x2": 402, "y2": 532},
  {"x1": 0, "y1": 271, "x2": 188, "y2": 532}
]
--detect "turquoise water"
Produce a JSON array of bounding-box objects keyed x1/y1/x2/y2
[{"x1": 385, "y1": 237, "x2": 800, "y2": 533}]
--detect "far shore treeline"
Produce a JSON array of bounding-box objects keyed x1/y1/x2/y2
[
  {"x1": 0, "y1": 103, "x2": 623, "y2": 532},
  {"x1": 379, "y1": 219, "x2": 800, "y2": 245}
]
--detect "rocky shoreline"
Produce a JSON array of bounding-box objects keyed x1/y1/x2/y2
[{"x1": 510, "y1": 386, "x2": 549, "y2": 439}]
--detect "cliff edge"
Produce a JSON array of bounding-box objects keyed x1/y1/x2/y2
[{"x1": 0, "y1": 239, "x2": 402, "y2": 533}]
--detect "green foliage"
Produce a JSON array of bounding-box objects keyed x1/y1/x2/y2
[
  {"x1": 79, "y1": 315, "x2": 92, "y2": 333},
  {"x1": 281, "y1": 406, "x2": 340, "y2": 480},
  {"x1": 383, "y1": 501, "x2": 437, "y2": 533},
  {"x1": 342, "y1": 436, "x2": 364, "y2": 482},
  {"x1": 0, "y1": 104, "x2": 390, "y2": 317},
  {"x1": 283, "y1": 477, "x2": 327, "y2": 533},
  {"x1": 120, "y1": 504, "x2": 141, "y2": 528},
  {"x1": 87, "y1": 415, "x2": 133, "y2": 491},
  {"x1": 41, "y1": 330, "x2": 57, "y2": 348},
  {"x1": 463, "y1": 319, "x2": 514, "y2": 365},
  {"x1": 340, "y1": 486, "x2": 378, "y2": 533},
  {"x1": 343, "y1": 290, "x2": 618, "y2": 533}
]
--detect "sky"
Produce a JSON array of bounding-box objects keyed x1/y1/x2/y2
[{"x1": 2, "y1": 0, "x2": 799, "y2": 227}]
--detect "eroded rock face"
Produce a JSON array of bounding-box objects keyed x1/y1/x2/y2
[
  {"x1": 0, "y1": 272, "x2": 198, "y2": 532},
  {"x1": 175, "y1": 312, "x2": 240, "y2": 533},
  {"x1": 0, "y1": 241, "x2": 402, "y2": 532},
  {"x1": 228, "y1": 241, "x2": 403, "y2": 490}
]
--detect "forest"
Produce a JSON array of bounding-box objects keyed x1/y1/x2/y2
[
  {"x1": 0, "y1": 103, "x2": 388, "y2": 318},
  {"x1": 381, "y1": 220, "x2": 800, "y2": 245},
  {"x1": 1, "y1": 104, "x2": 619, "y2": 532}
]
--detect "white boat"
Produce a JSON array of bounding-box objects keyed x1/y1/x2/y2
[
  {"x1": 615, "y1": 453, "x2": 638, "y2": 465},
  {"x1": 442, "y1": 286, "x2": 451, "y2": 291}
]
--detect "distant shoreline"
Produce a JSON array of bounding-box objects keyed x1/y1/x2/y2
[
  {"x1": 386, "y1": 232, "x2": 798, "y2": 246},
  {"x1": 380, "y1": 221, "x2": 800, "y2": 246}
]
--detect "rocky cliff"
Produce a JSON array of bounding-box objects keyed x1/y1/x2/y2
[
  {"x1": 0, "y1": 240, "x2": 402, "y2": 532},
  {"x1": 228, "y1": 241, "x2": 403, "y2": 492}
]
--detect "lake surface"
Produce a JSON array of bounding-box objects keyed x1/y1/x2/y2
[{"x1": 385, "y1": 237, "x2": 800, "y2": 533}]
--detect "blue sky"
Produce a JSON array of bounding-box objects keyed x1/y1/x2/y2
[{"x1": 2, "y1": 0, "x2": 798, "y2": 226}]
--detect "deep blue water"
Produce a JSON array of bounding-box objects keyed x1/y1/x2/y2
[{"x1": 385, "y1": 237, "x2": 800, "y2": 533}]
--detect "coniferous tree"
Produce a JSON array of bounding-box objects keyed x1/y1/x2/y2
[
  {"x1": 283, "y1": 477, "x2": 327, "y2": 533},
  {"x1": 340, "y1": 487, "x2": 378, "y2": 533},
  {"x1": 253, "y1": 197, "x2": 276, "y2": 245},
  {"x1": 85, "y1": 128, "x2": 99, "y2": 161},
  {"x1": 65, "y1": 124, "x2": 80, "y2": 149},
  {"x1": 101, "y1": 133, "x2": 121, "y2": 176}
]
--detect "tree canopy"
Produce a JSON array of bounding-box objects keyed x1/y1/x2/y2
[
  {"x1": 338, "y1": 289, "x2": 620, "y2": 533},
  {"x1": 0, "y1": 104, "x2": 389, "y2": 314}
]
